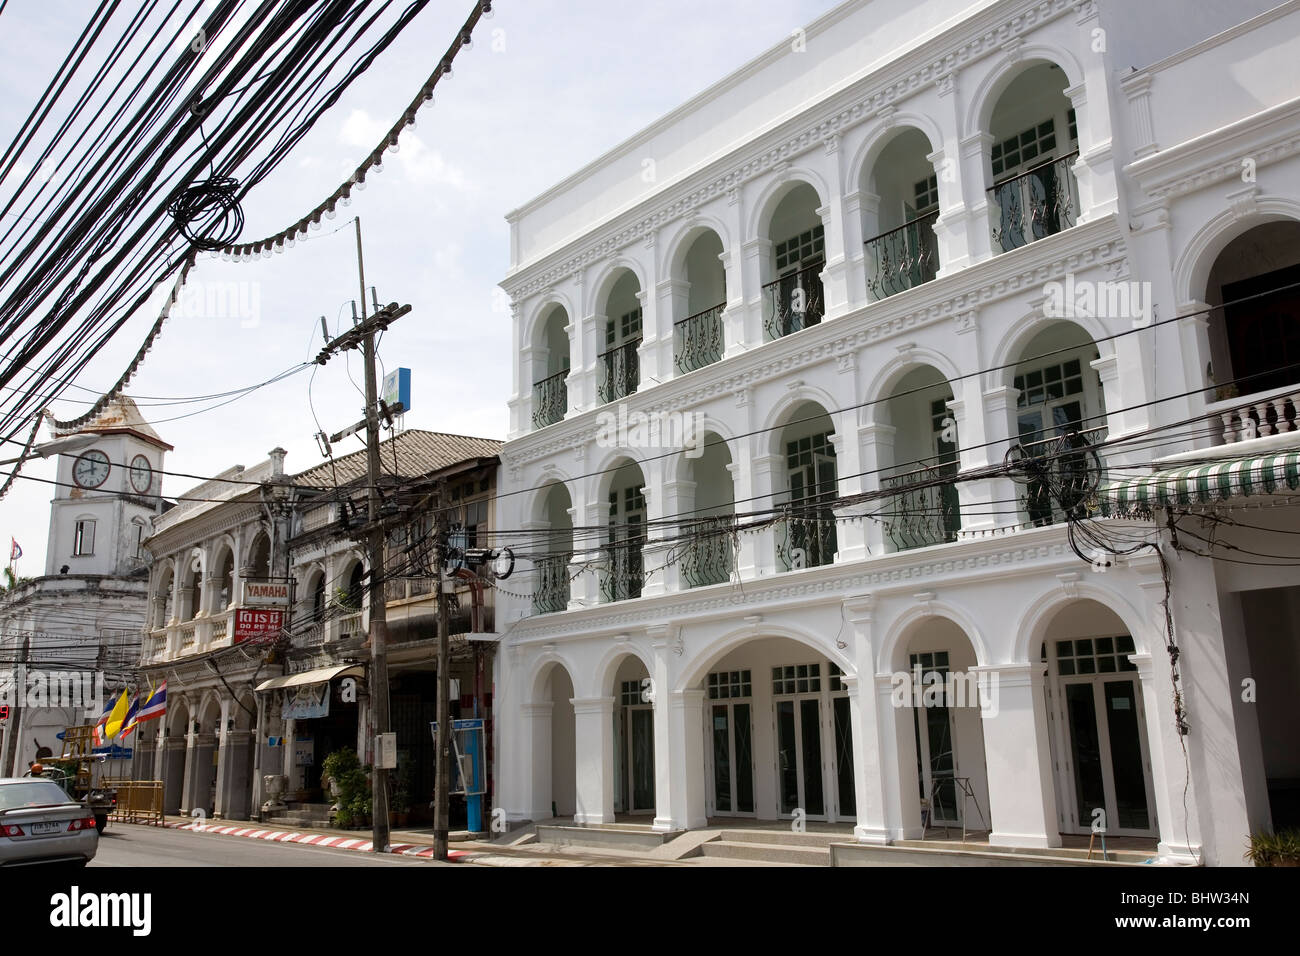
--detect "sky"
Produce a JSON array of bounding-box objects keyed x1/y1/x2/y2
[{"x1": 0, "y1": 0, "x2": 844, "y2": 575}]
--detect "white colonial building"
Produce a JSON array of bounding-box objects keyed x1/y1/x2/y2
[
  {"x1": 0, "y1": 397, "x2": 168, "y2": 777},
  {"x1": 492, "y1": 0, "x2": 1300, "y2": 865}
]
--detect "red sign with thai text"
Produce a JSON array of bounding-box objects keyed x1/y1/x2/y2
[{"x1": 234, "y1": 609, "x2": 284, "y2": 644}]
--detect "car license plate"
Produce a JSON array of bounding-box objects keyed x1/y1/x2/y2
[{"x1": 32, "y1": 821, "x2": 62, "y2": 835}]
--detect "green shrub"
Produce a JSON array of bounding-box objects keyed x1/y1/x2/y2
[{"x1": 1245, "y1": 828, "x2": 1300, "y2": 866}]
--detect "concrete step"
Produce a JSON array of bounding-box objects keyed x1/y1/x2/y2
[
  {"x1": 829, "y1": 842, "x2": 1151, "y2": 867},
  {"x1": 698, "y1": 840, "x2": 829, "y2": 866},
  {"x1": 535, "y1": 824, "x2": 682, "y2": 851},
  {"x1": 717, "y1": 828, "x2": 844, "y2": 848},
  {"x1": 892, "y1": 838, "x2": 1153, "y2": 864}
]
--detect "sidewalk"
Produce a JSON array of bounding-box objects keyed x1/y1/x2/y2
[{"x1": 139, "y1": 814, "x2": 479, "y2": 862}]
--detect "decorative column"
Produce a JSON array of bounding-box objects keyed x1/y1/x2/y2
[
  {"x1": 875, "y1": 671, "x2": 923, "y2": 840},
  {"x1": 830, "y1": 409, "x2": 868, "y2": 563},
  {"x1": 750, "y1": 451, "x2": 782, "y2": 577},
  {"x1": 525, "y1": 701, "x2": 555, "y2": 820},
  {"x1": 656, "y1": 278, "x2": 689, "y2": 381},
  {"x1": 819, "y1": 134, "x2": 852, "y2": 318},
  {"x1": 1066, "y1": 3, "x2": 1119, "y2": 221},
  {"x1": 648, "y1": 629, "x2": 676, "y2": 831},
  {"x1": 571, "y1": 696, "x2": 615, "y2": 824},
  {"x1": 981, "y1": 384, "x2": 1023, "y2": 530},
  {"x1": 643, "y1": 476, "x2": 693, "y2": 597},
  {"x1": 579, "y1": 310, "x2": 605, "y2": 415},
  {"x1": 213, "y1": 698, "x2": 232, "y2": 819},
  {"x1": 843, "y1": 596, "x2": 889, "y2": 844},
  {"x1": 859, "y1": 423, "x2": 895, "y2": 556},
  {"x1": 841, "y1": 190, "x2": 868, "y2": 306},
  {"x1": 975, "y1": 663, "x2": 1060, "y2": 848},
  {"x1": 741, "y1": 237, "x2": 773, "y2": 346},
  {"x1": 957, "y1": 132, "x2": 997, "y2": 264}
]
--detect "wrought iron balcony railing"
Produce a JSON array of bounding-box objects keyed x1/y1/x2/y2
[
  {"x1": 762, "y1": 263, "x2": 825, "y2": 341},
  {"x1": 598, "y1": 339, "x2": 640, "y2": 404},
  {"x1": 532, "y1": 369, "x2": 568, "y2": 429},
  {"x1": 600, "y1": 538, "x2": 645, "y2": 603},
  {"x1": 674, "y1": 303, "x2": 725, "y2": 374},
  {"x1": 865, "y1": 210, "x2": 939, "y2": 299},
  {"x1": 881, "y1": 458, "x2": 961, "y2": 551},
  {"x1": 533, "y1": 554, "x2": 570, "y2": 615},
  {"x1": 989, "y1": 151, "x2": 1079, "y2": 253},
  {"x1": 776, "y1": 506, "x2": 838, "y2": 571},
  {"x1": 1006, "y1": 426, "x2": 1107, "y2": 527},
  {"x1": 680, "y1": 518, "x2": 735, "y2": 588}
]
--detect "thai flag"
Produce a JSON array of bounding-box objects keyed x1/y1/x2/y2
[
  {"x1": 137, "y1": 680, "x2": 166, "y2": 723},
  {"x1": 117, "y1": 692, "x2": 142, "y2": 740},
  {"x1": 9, "y1": 538, "x2": 19, "y2": 561},
  {"x1": 90, "y1": 697, "x2": 114, "y2": 747}
]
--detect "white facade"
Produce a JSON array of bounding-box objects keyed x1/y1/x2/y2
[
  {"x1": 0, "y1": 398, "x2": 168, "y2": 776},
  {"x1": 493, "y1": 0, "x2": 1300, "y2": 866}
]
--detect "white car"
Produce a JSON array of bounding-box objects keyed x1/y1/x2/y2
[{"x1": 0, "y1": 778, "x2": 99, "y2": 867}]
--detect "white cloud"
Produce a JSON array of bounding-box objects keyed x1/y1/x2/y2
[{"x1": 339, "y1": 108, "x2": 469, "y2": 189}]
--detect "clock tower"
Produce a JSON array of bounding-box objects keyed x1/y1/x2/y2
[{"x1": 45, "y1": 396, "x2": 171, "y2": 577}]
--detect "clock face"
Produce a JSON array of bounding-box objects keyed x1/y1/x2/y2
[
  {"x1": 72, "y1": 449, "x2": 111, "y2": 489},
  {"x1": 130, "y1": 454, "x2": 153, "y2": 494}
]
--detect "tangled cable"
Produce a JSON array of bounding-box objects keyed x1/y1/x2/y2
[{"x1": 166, "y1": 176, "x2": 244, "y2": 251}]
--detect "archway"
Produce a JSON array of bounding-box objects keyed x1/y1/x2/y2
[
  {"x1": 860, "y1": 127, "x2": 941, "y2": 299},
  {"x1": 679, "y1": 433, "x2": 735, "y2": 588},
  {"x1": 608, "y1": 654, "x2": 655, "y2": 816},
  {"x1": 895, "y1": 617, "x2": 990, "y2": 833},
  {"x1": 601, "y1": 459, "x2": 646, "y2": 603},
  {"x1": 532, "y1": 482, "x2": 573, "y2": 614},
  {"x1": 672, "y1": 228, "x2": 727, "y2": 373},
  {"x1": 1203, "y1": 220, "x2": 1300, "y2": 430},
  {"x1": 599, "y1": 269, "x2": 642, "y2": 403},
  {"x1": 773, "y1": 401, "x2": 838, "y2": 571},
  {"x1": 531, "y1": 662, "x2": 576, "y2": 820},
  {"x1": 1038, "y1": 600, "x2": 1156, "y2": 837},
  {"x1": 532, "y1": 304, "x2": 570, "y2": 428},
  {"x1": 876, "y1": 366, "x2": 960, "y2": 552},
  {"x1": 985, "y1": 61, "x2": 1079, "y2": 253},
  {"x1": 760, "y1": 182, "x2": 826, "y2": 340}
]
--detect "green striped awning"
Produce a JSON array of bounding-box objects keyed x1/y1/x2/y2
[{"x1": 1102, "y1": 451, "x2": 1300, "y2": 515}]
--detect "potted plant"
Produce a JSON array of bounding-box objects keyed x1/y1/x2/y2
[
  {"x1": 1245, "y1": 829, "x2": 1300, "y2": 867},
  {"x1": 322, "y1": 749, "x2": 367, "y2": 827},
  {"x1": 391, "y1": 766, "x2": 411, "y2": 828}
]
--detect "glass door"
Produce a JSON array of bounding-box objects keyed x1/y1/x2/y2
[
  {"x1": 709, "y1": 702, "x2": 755, "y2": 816},
  {"x1": 911, "y1": 652, "x2": 959, "y2": 826},
  {"x1": 616, "y1": 681, "x2": 655, "y2": 814},
  {"x1": 773, "y1": 663, "x2": 827, "y2": 820},
  {"x1": 1052, "y1": 638, "x2": 1155, "y2": 836}
]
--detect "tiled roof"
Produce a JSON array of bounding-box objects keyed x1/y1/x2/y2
[{"x1": 290, "y1": 429, "x2": 501, "y2": 491}]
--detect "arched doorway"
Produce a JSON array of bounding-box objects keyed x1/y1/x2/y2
[
  {"x1": 895, "y1": 618, "x2": 989, "y2": 833},
  {"x1": 691, "y1": 636, "x2": 854, "y2": 822},
  {"x1": 1039, "y1": 600, "x2": 1156, "y2": 837},
  {"x1": 532, "y1": 663, "x2": 576, "y2": 819},
  {"x1": 610, "y1": 655, "x2": 655, "y2": 816},
  {"x1": 761, "y1": 182, "x2": 826, "y2": 340}
]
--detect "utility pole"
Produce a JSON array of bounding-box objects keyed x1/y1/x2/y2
[
  {"x1": 356, "y1": 217, "x2": 391, "y2": 855},
  {"x1": 433, "y1": 480, "x2": 451, "y2": 860},
  {"x1": 1, "y1": 634, "x2": 28, "y2": 776},
  {"x1": 313, "y1": 217, "x2": 410, "y2": 853}
]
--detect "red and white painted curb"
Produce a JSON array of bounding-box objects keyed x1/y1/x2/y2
[{"x1": 159, "y1": 820, "x2": 476, "y2": 860}]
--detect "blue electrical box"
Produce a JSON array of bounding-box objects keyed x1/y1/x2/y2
[{"x1": 382, "y1": 367, "x2": 411, "y2": 414}]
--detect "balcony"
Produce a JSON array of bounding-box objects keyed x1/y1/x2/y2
[
  {"x1": 598, "y1": 339, "x2": 640, "y2": 404},
  {"x1": 674, "y1": 303, "x2": 725, "y2": 375},
  {"x1": 532, "y1": 369, "x2": 568, "y2": 429},
  {"x1": 865, "y1": 211, "x2": 939, "y2": 300},
  {"x1": 1011, "y1": 426, "x2": 1107, "y2": 527},
  {"x1": 1206, "y1": 384, "x2": 1300, "y2": 445},
  {"x1": 680, "y1": 518, "x2": 735, "y2": 588},
  {"x1": 339, "y1": 612, "x2": 364, "y2": 640},
  {"x1": 762, "y1": 263, "x2": 824, "y2": 341},
  {"x1": 989, "y1": 151, "x2": 1079, "y2": 254},
  {"x1": 881, "y1": 459, "x2": 961, "y2": 551},
  {"x1": 180, "y1": 623, "x2": 196, "y2": 649},
  {"x1": 146, "y1": 629, "x2": 166, "y2": 660},
  {"x1": 776, "y1": 509, "x2": 837, "y2": 571},
  {"x1": 600, "y1": 539, "x2": 644, "y2": 603},
  {"x1": 533, "y1": 555, "x2": 569, "y2": 614}
]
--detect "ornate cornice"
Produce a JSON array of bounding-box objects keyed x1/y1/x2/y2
[{"x1": 500, "y1": 0, "x2": 1079, "y2": 302}]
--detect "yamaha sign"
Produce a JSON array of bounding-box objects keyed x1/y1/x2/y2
[{"x1": 242, "y1": 580, "x2": 291, "y2": 606}]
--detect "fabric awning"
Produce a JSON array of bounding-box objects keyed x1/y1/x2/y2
[
  {"x1": 255, "y1": 663, "x2": 363, "y2": 693},
  {"x1": 1102, "y1": 451, "x2": 1300, "y2": 515}
]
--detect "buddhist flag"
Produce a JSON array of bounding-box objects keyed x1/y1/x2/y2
[{"x1": 103, "y1": 689, "x2": 131, "y2": 740}]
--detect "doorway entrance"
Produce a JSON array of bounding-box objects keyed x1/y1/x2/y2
[
  {"x1": 1045, "y1": 636, "x2": 1156, "y2": 836},
  {"x1": 614, "y1": 680, "x2": 655, "y2": 814},
  {"x1": 706, "y1": 670, "x2": 755, "y2": 816}
]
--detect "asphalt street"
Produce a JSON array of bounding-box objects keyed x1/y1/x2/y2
[{"x1": 87, "y1": 824, "x2": 446, "y2": 867}]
